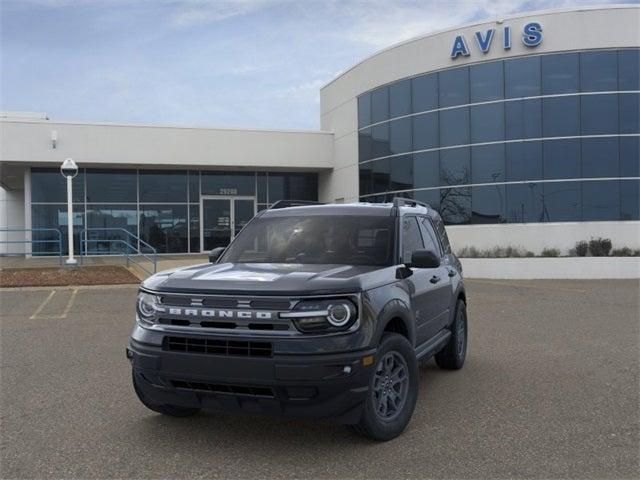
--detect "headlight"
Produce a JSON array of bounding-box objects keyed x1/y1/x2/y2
[
  {"x1": 136, "y1": 291, "x2": 159, "y2": 325},
  {"x1": 281, "y1": 299, "x2": 357, "y2": 333}
]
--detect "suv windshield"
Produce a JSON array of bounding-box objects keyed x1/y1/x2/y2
[{"x1": 220, "y1": 215, "x2": 395, "y2": 266}]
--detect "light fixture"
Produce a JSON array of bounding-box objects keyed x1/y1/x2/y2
[{"x1": 51, "y1": 130, "x2": 58, "y2": 149}]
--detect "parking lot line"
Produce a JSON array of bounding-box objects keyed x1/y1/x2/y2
[
  {"x1": 29, "y1": 288, "x2": 79, "y2": 320},
  {"x1": 29, "y1": 290, "x2": 56, "y2": 320}
]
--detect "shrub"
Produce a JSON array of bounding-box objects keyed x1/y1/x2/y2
[
  {"x1": 611, "y1": 247, "x2": 640, "y2": 257},
  {"x1": 540, "y1": 248, "x2": 561, "y2": 257},
  {"x1": 589, "y1": 237, "x2": 612, "y2": 257},
  {"x1": 575, "y1": 241, "x2": 589, "y2": 257}
]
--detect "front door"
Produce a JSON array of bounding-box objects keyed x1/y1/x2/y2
[{"x1": 200, "y1": 196, "x2": 256, "y2": 252}]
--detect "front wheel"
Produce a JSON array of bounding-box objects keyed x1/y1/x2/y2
[
  {"x1": 435, "y1": 299, "x2": 467, "y2": 370},
  {"x1": 132, "y1": 371, "x2": 200, "y2": 417}
]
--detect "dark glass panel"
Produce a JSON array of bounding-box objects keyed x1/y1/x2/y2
[
  {"x1": 389, "y1": 79, "x2": 411, "y2": 118},
  {"x1": 581, "y1": 94, "x2": 619, "y2": 135},
  {"x1": 439, "y1": 107, "x2": 469, "y2": 147},
  {"x1": 470, "y1": 61, "x2": 504, "y2": 102},
  {"x1": 582, "y1": 180, "x2": 620, "y2": 221},
  {"x1": 371, "y1": 86, "x2": 389, "y2": 123},
  {"x1": 139, "y1": 205, "x2": 188, "y2": 253},
  {"x1": 543, "y1": 96, "x2": 580, "y2": 137},
  {"x1": 413, "y1": 151, "x2": 439, "y2": 189},
  {"x1": 620, "y1": 137, "x2": 640, "y2": 177},
  {"x1": 620, "y1": 93, "x2": 639, "y2": 134},
  {"x1": 390, "y1": 155, "x2": 413, "y2": 192},
  {"x1": 506, "y1": 142, "x2": 543, "y2": 182},
  {"x1": 440, "y1": 187, "x2": 471, "y2": 225},
  {"x1": 541, "y1": 52, "x2": 579, "y2": 94},
  {"x1": 543, "y1": 139, "x2": 580, "y2": 180},
  {"x1": 582, "y1": 137, "x2": 619, "y2": 178},
  {"x1": 358, "y1": 93, "x2": 371, "y2": 128},
  {"x1": 505, "y1": 56, "x2": 541, "y2": 98},
  {"x1": 411, "y1": 73, "x2": 438, "y2": 113},
  {"x1": 372, "y1": 158, "x2": 390, "y2": 194},
  {"x1": 506, "y1": 183, "x2": 543, "y2": 223},
  {"x1": 359, "y1": 163, "x2": 373, "y2": 196},
  {"x1": 543, "y1": 182, "x2": 581, "y2": 222},
  {"x1": 440, "y1": 147, "x2": 470, "y2": 186},
  {"x1": 619, "y1": 49, "x2": 640, "y2": 91},
  {"x1": 85, "y1": 205, "x2": 137, "y2": 254},
  {"x1": 188, "y1": 171, "x2": 200, "y2": 202},
  {"x1": 401, "y1": 216, "x2": 424, "y2": 263},
  {"x1": 389, "y1": 117, "x2": 412, "y2": 155},
  {"x1": 257, "y1": 172, "x2": 267, "y2": 203},
  {"x1": 414, "y1": 189, "x2": 440, "y2": 211},
  {"x1": 412, "y1": 112, "x2": 438, "y2": 150},
  {"x1": 470, "y1": 103, "x2": 505, "y2": 143},
  {"x1": 189, "y1": 204, "x2": 200, "y2": 253},
  {"x1": 621, "y1": 179, "x2": 640, "y2": 220},
  {"x1": 267, "y1": 173, "x2": 317, "y2": 202},
  {"x1": 371, "y1": 123, "x2": 390, "y2": 158},
  {"x1": 471, "y1": 185, "x2": 506, "y2": 224},
  {"x1": 31, "y1": 204, "x2": 84, "y2": 256},
  {"x1": 581, "y1": 51, "x2": 618, "y2": 92},
  {"x1": 471, "y1": 144, "x2": 505, "y2": 184},
  {"x1": 439, "y1": 67, "x2": 469, "y2": 107},
  {"x1": 505, "y1": 98, "x2": 542, "y2": 140},
  {"x1": 86, "y1": 169, "x2": 136, "y2": 203},
  {"x1": 139, "y1": 170, "x2": 187, "y2": 203},
  {"x1": 31, "y1": 168, "x2": 85, "y2": 203},
  {"x1": 202, "y1": 172, "x2": 254, "y2": 196},
  {"x1": 359, "y1": 128, "x2": 373, "y2": 162}
]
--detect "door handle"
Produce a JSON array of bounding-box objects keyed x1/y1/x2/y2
[
  {"x1": 448, "y1": 269, "x2": 457, "y2": 277},
  {"x1": 429, "y1": 275, "x2": 441, "y2": 284}
]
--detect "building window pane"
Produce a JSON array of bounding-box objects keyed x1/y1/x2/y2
[
  {"x1": 412, "y1": 73, "x2": 438, "y2": 113},
  {"x1": 189, "y1": 204, "x2": 200, "y2": 253},
  {"x1": 86, "y1": 205, "x2": 137, "y2": 254},
  {"x1": 139, "y1": 170, "x2": 187, "y2": 203},
  {"x1": 471, "y1": 144, "x2": 505, "y2": 184},
  {"x1": 505, "y1": 99, "x2": 542, "y2": 140},
  {"x1": 471, "y1": 185, "x2": 506, "y2": 224},
  {"x1": 543, "y1": 139, "x2": 580, "y2": 180},
  {"x1": 139, "y1": 205, "x2": 188, "y2": 253},
  {"x1": 582, "y1": 137, "x2": 619, "y2": 178},
  {"x1": 621, "y1": 179, "x2": 640, "y2": 220},
  {"x1": 581, "y1": 94, "x2": 619, "y2": 135},
  {"x1": 371, "y1": 123, "x2": 390, "y2": 158},
  {"x1": 541, "y1": 52, "x2": 579, "y2": 94},
  {"x1": 620, "y1": 137, "x2": 640, "y2": 177},
  {"x1": 371, "y1": 86, "x2": 389, "y2": 124},
  {"x1": 358, "y1": 93, "x2": 371, "y2": 128},
  {"x1": 389, "y1": 117, "x2": 412, "y2": 155},
  {"x1": 372, "y1": 158, "x2": 390, "y2": 194},
  {"x1": 31, "y1": 204, "x2": 84, "y2": 256},
  {"x1": 412, "y1": 112, "x2": 438, "y2": 151},
  {"x1": 506, "y1": 141, "x2": 543, "y2": 182},
  {"x1": 581, "y1": 51, "x2": 618, "y2": 92},
  {"x1": 359, "y1": 128, "x2": 373, "y2": 162},
  {"x1": 257, "y1": 172, "x2": 267, "y2": 203},
  {"x1": 267, "y1": 173, "x2": 317, "y2": 202},
  {"x1": 440, "y1": 147, "x2": 470, "y2": 186},
  {"x1": 440, "y1": 187, "x2": 471, "y2": 225},
  {"x1": 413, "y1": 152, "x2": 439, "y2": 189},
  {"x1": 439, "y1": 67, "x2": 469, "y2": 107},
  {"x1": 202, "y1": 172, "x2": 255, "y2": 196},
  {"x1": 619, "y1": 49, "x2": 640, "y2": 91},
  {"x1": 470, "y1": 103, "x2": 505, "y2": 143},
  {"x1": 359, "y1": 164, "x2": 373, "y2": 196},
  {"x1": 505, "y1": 56, "x2": 541, "y2": 98},
  {"x1": 389, "y1": 79, "x2": 411, "y2": 118},
  {"x1": 86, "y1": 169, "x2": 136, "y2": 203},
  {"x1": 31, "y1": 168, "x2": 85, "y2": 203},
  {"x1": 390, "y1": 155, "x2": 413, "y2": 192},
  {"x1": 439, "y1": 107, "x2": 469, "y2": 147},
  {"x1": 542, "y1": 96, "x2": 580, "y2": 137},
  {"x1": 470, "y1": 61, "x2": 504, "y2": 102},
  {"x1": 620, "y1": 92, "x2": 640, "y2": 134},
  {"x1": 582, "y1": 180, "x2": 620, "y2": 221},
  {"x1": 506, "y1": 183, "x2": 543, "y2": 223},
  {"x1": 188, "y1": 171, "x2": 200, "y2": 202},
  {"x1": 414, "y1": 189, "x2": 440, "y2": 211},
  {"x1": 543, "y1": 182, "x2": 582, "y2": 222}
]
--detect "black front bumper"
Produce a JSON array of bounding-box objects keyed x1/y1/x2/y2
[{"x1": 128, "y1": 336, "x2": 376, "y2": 424}]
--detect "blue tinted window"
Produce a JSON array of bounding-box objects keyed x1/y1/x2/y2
[
  {"x1": 505, "y1": 56, "x2": 541, "y2": 98},
  {"x1": 543, "y1": 96, "x2": 580, "y2": 137},
  {"x1": 619, "y1": 49, "x2": 640, "y2": 91},
  {"x1": 581, "y1": 51, "x2": 618, "y2": 92},
  {"x1": 389, "y1": 117, "x2": 412, "y2": 155},
  {"x1": 541, "y1": 53, "x2": 579, "y2": 94},
  {"x1": 582, "y1": 138, "x2": 619, "y2": 178},
  {"x1": 390, "y1": 155, "x2": 413, "y2": 191},
  {"x1": 543, "y1": 182, "x2": 582, "y2": 222},
  {"x1": 414, "y1": 189, "x2": 440, "y2": 211},
  {"x1": 140, "y1": 205, "x2": 188, "y2": 253},
  {"x1": 470, "y1": 61, "x2": 504, "y2": 102},
  {"x1": 86, "y1": 169, "x2": 136, "y2": 203},
  {"x1": 412, "y1": 73, "x2": 438, "y2": 112},
  {"x1": 31, "y1": 168, "x2": 85, "y2": 203},
  {"x1": 543, "y1": 139, "x2": 580, "y2": 180},
  {"x1": 440, "y1": 187, "x2": 471, "y2": 225},
  {"x1": 359, "y1": 164, "x2": 373, "y2": 196},
  {"x1": 371, "y1": 87, "x2": 389, "y2": 123},
  {"x1": 582, "y1": 180, "x2": 620, "y2": 221},
  {"x1": 470, "y1": 103, "x2": 505, "y2": 143},
  {"x1": 358, "y1": 94, "x2": 371, "y2": 128},
  {"x1": 505, "y1": 99, "x2": 542, "y2": 140},
  {"x1": 621, "y1": 179, "x2": 640, "y2": 220},
  {"x1": 440, "y1": 147, "x2": 470, "y2": 186},
  {"x1": 413, "y1": 152, "x2": 439, "y2": 189},
  {"x1": 86, "y1": 205, "x2": 138, "y2": 243},
  {"x1": 620, "y1": 93, "x2": 639, "y2": 134},
  {"x1": 389, "y1": 79, "x2": 411, "y2": 118},
  {"x1": 31, "y1": 204, "x2": 84, "y2": 255},
  {"x1": 359, "y1": 128, "x2": 372, "y2": 162},
  {"x1": 506, "y1": 142, "x2": 543, "y2": 182},
  {"x1": 472, "y1": 185, "x2": 506, "y2": 224},
  {"x1": 620, "y1": 137, "x2": 640, "y2": 177},
  {"x1": 139, "y1": 170, "x2": 187, "y2": 203},
  {"x1": 439, "y1": 107, "x2": 469, "y2": 147},
  {"x1": 439, "y1": 67, "x2": 469, "y2": 107},
  {"x1": 506, "y1": 183, "x2": 543, "y2": 223},
  {"x1": 189, "y1": 171, "x2": 200, "y2": 202},
  {"x1": 372, "y1": 158, "x2": 390, "y2": 193},
  {"x1": 471, "y1": 144, "x2": 505, "y2": 184},
  {"x1": 371, "y1": 124, "x2": 390, "y2": 158},
  {"x1": 412, "y1": 112, "x2": 438, "y2": 150},
  {"x1": 581, "y1": 94, "x2": 619, "y2": 135}
]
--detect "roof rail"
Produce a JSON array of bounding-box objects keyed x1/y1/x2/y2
[
  {"x1": 269, "y1": 200, "x2": 323, "y2": 210},
  {"x1": 391, "y1": 197, "x2": 432, "y2": 209}
]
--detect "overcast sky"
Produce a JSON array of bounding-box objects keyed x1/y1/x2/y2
[{"x1": 0, "y1": 0, "x2": 628, "y2": 130}]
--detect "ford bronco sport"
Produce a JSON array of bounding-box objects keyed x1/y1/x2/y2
[{"x1": 128, "y1": 198, "x2": 467, "y2": 441}]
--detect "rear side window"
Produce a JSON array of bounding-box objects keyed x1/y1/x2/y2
[
  {"x1": 433, "y1": 216, "x2": 452, "y2": 254},
  {"x1": 419, "y1": 217, "x2": 441, "y2": 256},
  {"x1": 402, "y1": 217, "x2": 424, "y2": 263}
]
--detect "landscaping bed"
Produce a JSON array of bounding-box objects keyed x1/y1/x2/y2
[{"x1": 0, "y1": 265, "x2": 140, "y2": 287}]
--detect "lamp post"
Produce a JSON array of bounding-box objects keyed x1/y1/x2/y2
[{"x1": 60, "y1": 158, "x2": 78, "y2": 265}]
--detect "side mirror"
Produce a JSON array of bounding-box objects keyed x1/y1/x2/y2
[
  {"x1": 208, "y1": 247, "x2": 226, "y2": 263},
  {"x1": 410, "y1": 249, "x2": 440, "y2": 269}
]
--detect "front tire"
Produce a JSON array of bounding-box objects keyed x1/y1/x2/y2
[
  {"x1": 132, "y1": 371, "x2": 201, "y2": 417},
  {"x1": 435, "y1": 299, "x2": 467, "y2": 370},
  {"x1": 351, "y1": 333, "x2": 419, "y2": 441}
]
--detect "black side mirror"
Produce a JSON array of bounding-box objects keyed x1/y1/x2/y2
[
  {"x1": 410, "y1": 249, "x2": 440, "y2": 269},
  {"x1": 208, "y1": 247, "x2": 226, "y2": 263}
]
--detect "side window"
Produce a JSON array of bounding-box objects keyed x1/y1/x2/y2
[
  {"x1": 433, "y1": 216, "x2": 452, "y2": 254},
  {"x1": 419, "y1": 217, "x2": 441, "y2": 256},
  {"x1": 402, "y1": 217, "x2": 424, "y2": 263}
]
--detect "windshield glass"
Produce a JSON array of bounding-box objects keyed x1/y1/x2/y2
[{"x1": 220, "y1": 215, "x2": 395, "y2": 266}]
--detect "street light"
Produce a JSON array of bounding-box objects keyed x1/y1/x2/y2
[{"x1": 60, "y1": 158, "x2": 78, "y2": 265}]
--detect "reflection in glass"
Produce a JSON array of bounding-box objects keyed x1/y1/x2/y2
[
  {"x1": 389, "y1": 79, "x2": 411, "y2": 118},
  {"x1": 411, "y1": 73, "x2": 438, "y2": 113},
  {"x1": 389, "y1": 117, "x2": 412, "y2": 155},
  {"x1": 439, "y1": 107, "x2": 469, "y2": 147},
  {"x1": 267, "y1": 174, "x2": 317, "y2": 203},
  {"x1": 372, "y1": 158, "x2": 390, "y2": 193},
  {"x1": 471, "y1": 144, "x2": 505, "y2": 184},
  {"x1": 543, "y1": 182, "x2": 581, "y2": 222},
  {"x1": 371, "y1": 123, "x2": 390, "y2": 158},
  {"x1": 371, "y1": 86, "x2": 389, "y2": 123},
  {"x1": 471, "y1": 185, "x2": 505, "y2": 224},
  {"x1": 440, "y1": 148, "x2": 470, "y2": 186},
  {"x1": 440, "y1": 187, "x2": 471, "y2": 225},
  {"x1": 412, "y1": 112, "x2": 438, "y2": 151},
  {"x1": 506, "y1": 183, "x2": 543, "y2": 223},
  {"x1": 139, "y1": 205, "x2": 188, "y2": 253},
  {"x1": 620, "y1": 137, "x2": 640, "y2": 177},
  {"x1": 414, "y1": 189, "x2": 440, "y2": 211},
  {"x1": 31, "y1": 169, "x2": 85, "y2": 203},
  {"x1": 202, "y1": 199, "x2": 231, "y2": 250},
  {"x1": 582, "y1": 180, "x2": 620, "y2": 221},
  {"x1": 413, "y1": 152, "x2": 439, "y2": 189},
  {"x1": 86, "y1": 205, "x2": 137, "y2": 254},
  {"x1": 31, "y1": 204, "x2": 84, "y2": 255},
  {"x1": 621, "y1": 180, "x2": 640, "y2": 220},
  {"x1": 582, "y1": 138, "x2": 619, "y2": 178},
  {"x1": 139, "y1": 170, "x2": 187, "y2": 203},
  {"x1": 390, "y1": 155, "x2": 412, "y2": 192},
  {"x1": 359, "y1": 163, "x2": 373, "y2": 196},
  {"x1": 359, "y1": 128, "x2": 373, "y2": 162}
]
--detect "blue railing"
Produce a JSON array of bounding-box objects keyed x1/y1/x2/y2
[
  {"x1": 0, "y1": 228, "x2": 63, "y2": 265},
  {"x1": 80, "y1": 228, "x2": 157, "y2": 275}
]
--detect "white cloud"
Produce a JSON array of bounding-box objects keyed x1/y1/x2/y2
[{"x1": 170, "y1": 0, "x2": 280, "y2": 29}]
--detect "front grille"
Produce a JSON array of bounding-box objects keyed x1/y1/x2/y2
[
  {"x1": 171, "y1": 380, "x2": 275, "y2": 397},
  {"x1": 164, "y1": 336, "x2": 272, "y2": 357}
]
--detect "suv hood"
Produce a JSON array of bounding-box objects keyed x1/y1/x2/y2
[{"x1": 142, "y1": 262, "x2": 394, "y2": 296}]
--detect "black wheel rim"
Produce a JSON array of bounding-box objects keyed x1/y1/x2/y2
[
  {"x1": 456, "y1": 309, "x2": 466, "y2": 358},
  {"x1": 372, "y1": 351, "x2": 409, "y2": 421}
]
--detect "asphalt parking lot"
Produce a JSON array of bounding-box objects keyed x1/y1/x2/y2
[{"x1": 1, "y1": 279, "x2": 638, "y2": 479}]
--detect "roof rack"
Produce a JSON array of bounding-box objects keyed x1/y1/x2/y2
[
  {"x1": 391, "y1": 197, "x2": 432, "y2": 209},
  {"x1": 269, "y1": 200, "x2": 324, "y2": 210}
]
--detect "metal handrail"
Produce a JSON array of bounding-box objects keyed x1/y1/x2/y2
[
  {"x1": 0, "y1": 228, "x2": 63, "y2": 265},
  {"x1": 79, "y1": 228, "x2": 157, "y2": 274}
]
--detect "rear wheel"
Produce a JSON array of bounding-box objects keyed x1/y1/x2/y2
[
  {"x1": 132, "y1": 371, "x2": 200, "y2": 417},
  {"x1": 435, "y1": 299, "x2": 467, "y2": 370}
]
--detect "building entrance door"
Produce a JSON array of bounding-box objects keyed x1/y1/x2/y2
[{"x1": 200, "y1": 196, "x2": 256, "y2": 252}]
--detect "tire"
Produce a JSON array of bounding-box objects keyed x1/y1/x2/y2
[
  {"x1": 435, "y1": 299, "x2": 467, "y2": 370},
  {"x1": 351, "y1": 333, "x2": 419, "y2": 441},
  {"x1": 132, "y1": 371, "x2": 200, "y2": 417}
]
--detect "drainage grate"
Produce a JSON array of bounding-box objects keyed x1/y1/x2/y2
[
  {"x1": 171, "y1": 380, "x2": 275, "y2": 397},
  {"x1": 164, "y1": 336, "x2": 273, "y2": 357}
]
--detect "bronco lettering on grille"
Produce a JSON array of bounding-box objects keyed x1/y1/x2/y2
[{"x1": 156, "y1": 306, "x2": 273, "y2": 320}]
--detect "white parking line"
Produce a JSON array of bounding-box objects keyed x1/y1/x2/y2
[
  {"x1": 29, "y1": 290, "x2": 56, "y2": 319},
  {"x1": 29, "y1": 288, "x2": 79, "y2": 320}
]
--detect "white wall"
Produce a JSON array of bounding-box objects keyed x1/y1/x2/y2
[{"x1": 0, "y1": 186, "x2": 25, "y2": 254}]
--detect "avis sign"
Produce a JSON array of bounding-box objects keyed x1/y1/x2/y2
[{"x1": 450, "y1": 22, "x2": 543, "y2": 59}]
